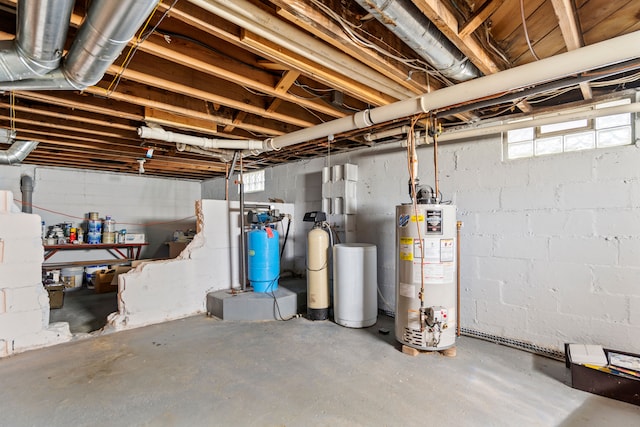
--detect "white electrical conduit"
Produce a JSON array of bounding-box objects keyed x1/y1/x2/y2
[
  {"x1": 186, "y1": 0, "x2": 414, "y2": 101},
  {"x1": 139, "y1": 31, "x2": 640, "y2": 158},
  {"x1": 369, "y1": 102, "x2": 640, "y2": 146}
]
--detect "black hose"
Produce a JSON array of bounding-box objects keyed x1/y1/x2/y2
[{"x1": 280, "y1": 217, "x2": 291, "y2": 260}]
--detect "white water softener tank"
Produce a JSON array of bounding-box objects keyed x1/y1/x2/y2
[
  {"x1": 395, "y1": 203, "x2": 457, "y2": 351},
  {"x1": 333, "y1": 243, "x2": 377, "y2": 328}
]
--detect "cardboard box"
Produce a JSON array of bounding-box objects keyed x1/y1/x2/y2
[
  {"x1": 124, "y1": 233, "x2": 145, "y2": 243},
  {"x1": 166, "y1": 241, "x2": 189, "y2": 258},
  {"x1": 94, "y1": 269, "x2": 117, "y2": 293},
  {"x1": 110, "y1": 265, "x2": 132, "y2": 286},
  {"x1": 45, "y1": 284, "x2": 65, "y2": 309},
  {"x1": 565, "y1": 343, "x2": 640, "y2": 406}
]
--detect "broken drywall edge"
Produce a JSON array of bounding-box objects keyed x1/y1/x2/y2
[
  {"x1": 174, "y1": 232, "x2": 205, "y2": 260},
  {"x1": 103, "y1": 200, "x2": 295, "y2": 334}
]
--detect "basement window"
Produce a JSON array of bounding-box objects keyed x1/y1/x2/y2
[
  {"x1": 241, "y1": 170, "x2": 265, "y2": 193},
  {"x1": 505, "y1": 98, "x2": 634, "y2": 159}
]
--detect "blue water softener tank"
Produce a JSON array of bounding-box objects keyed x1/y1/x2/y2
[{"x1": 247, "y1": 226, "x2": 280, "y2": 293}]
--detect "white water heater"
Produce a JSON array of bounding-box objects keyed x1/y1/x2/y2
[{"x1": 395, "y1": 203, "x2": 457, "y2": 351}]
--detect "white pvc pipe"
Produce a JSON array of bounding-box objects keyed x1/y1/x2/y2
[
  {"x1": 369, "y1": 102, "x2": 640, "y2": 145},
  {"x1": 139, "y1": 31, "x2": 640, "y2": 159},
  {"x1": 139, "y1": 126, "x2": 266, "y2": 151},
  {"x1": 436, "y1": 101, "x2": 640, "y2": 143},
  {"x1": 186, "y1": 0, "x2": 414, "y2": 101},
  {"x1": 270, "y1": 31, "x2": 640, "y2": 149}
]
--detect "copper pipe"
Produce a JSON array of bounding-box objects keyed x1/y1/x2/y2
[
  {"x1": 456, "y1": 220, "x2": 462, "y2": 336},
  {"x1": 433, "y1": 125, "x2": 439, "y2": 199}
]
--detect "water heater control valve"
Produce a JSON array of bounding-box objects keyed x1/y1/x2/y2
[{"x1": 426, "y1": 306, "x2": 448, "y2": 327}]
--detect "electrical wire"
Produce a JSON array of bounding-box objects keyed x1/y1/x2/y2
[
  {"x1": 525, "y1": 86, "x2": 577, "y2": 104},
  {"x1": 308, "y1": 0, "x2": 450, "y2": 85},
  {"x1": 13, "y1": 199, "x2": 195, "y2": 226},
  {"x1": 264, "y1": 275, "x2": 300, "y2": 321},
  {"x1": 484, "y1": 24, "x2": 511, "y2": 65},
  {"x1": 520, "y1": 0, "x2": 540, "y2": 61}
]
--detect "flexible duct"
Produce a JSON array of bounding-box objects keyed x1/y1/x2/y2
[
  {"x1": 354, "y1": 0, "x2": 479, "y2": 81},
  {"x1": 0, "y1": 0, "x2": 74, "y2": 82},
  {"x1": 20, "y1": 174, "x2": 33, "y2": 213},
  {"x1": 0, "y1": 0, "x2": 159, "y2": 90},
  {"x1": 0, "y1": 140, "x2": 38, "y2": 164}
]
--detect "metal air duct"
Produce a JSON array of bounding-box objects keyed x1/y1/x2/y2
[
  {"x1": 0, "y1": 140, "x2": 39, "y2": 165},
  {"x1": 354, "y1": 0, "x2": 479, "y2": 81},
  {"x1": 0, "y1": 0, "x2": 75, "y2": 82},
  {"x1": 0, "y1": 0, "x2": 159, "y2": 90}
]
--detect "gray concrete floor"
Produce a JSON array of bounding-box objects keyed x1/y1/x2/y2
[
  {"x1": 1, "y1": 315, "x2": 639, "y2": 427},
  {"x1": 49, "y1": 288, "x2": 118, "y2": 333}
]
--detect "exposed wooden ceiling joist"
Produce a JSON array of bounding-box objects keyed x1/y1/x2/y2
[{"x1": 0, "y1": 0, "x2": 637, "y2": 180}]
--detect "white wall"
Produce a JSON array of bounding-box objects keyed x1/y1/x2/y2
[
  {"x1": 203, "y1": 165, "x2": 323, "y2": 271},
  {"x1": 110, "y1": 200, "x2": 296, "y2": 329},
  {"x1": 0, "y1": 165, "x2": 200, "y2": 261},
  {"x1": 0, "y1": 191, "x2": 72, "y2": 357},
  {"x1": 203, "y1": 134, "x2": 640, "y2": 353}
]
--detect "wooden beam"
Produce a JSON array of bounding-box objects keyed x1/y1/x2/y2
[
  {"x1": 223, "y1": 111, "x2": 248, "y2": 133},
  {"x1": 272, "y1": 0, "x2": 432, "y2": 95},
  {"x1": 241, "y1": 29, "x2": 397, "y2": 106},
  {"x1": 550, "y1": 0, "x2": 592, "y2": 99},
  {"x1": 0, "y1": 100, "x2": 137, "y2": 132},
  {"x1": 161, "y1": 0, "x2": 413, "y2": 102},
  {"x1": 274, "y1": 70, "x2": 300, "y2": 94},
  {"x1": 411, "y1": 0, "x2": 503, "y2": 75},
  {"x1": 550, "y1": 0, "x2": 584, "y2": 50},
  {"x1": 84, "y1": 80, "x2": 292, "y2": 136},
  {"x1": 459, "y1": 0, "x2": 508, "y2": 39},
  {"x1": 103, "y1": 54, "x2": 322, "y2": 129},
  {"x1": 136, "y1": 33, "x2": 345, "y2": 119}
]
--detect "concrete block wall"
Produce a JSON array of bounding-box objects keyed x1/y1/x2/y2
[
  {"x1": 0, "y1": 165, "x2": 200, "y2": 261},
  {"x1": 0, "y1": 191, "x2": 71, "y2": 357},
  {"x1": 203, "y1": 132, "x2": 640, "y2": 353},
  {"x1": 204, "y1": 162, "x2": 324, "y2": 272},
  {"x1": 110, "y1": 200, "x2": 295, "y2": 330}
]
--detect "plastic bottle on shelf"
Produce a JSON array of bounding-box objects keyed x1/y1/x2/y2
[{"x1": 77, "y1": 227, "x2": 84, "y2": 243}]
